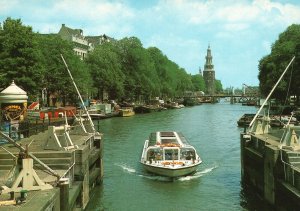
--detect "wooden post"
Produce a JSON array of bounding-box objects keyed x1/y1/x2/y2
[
  {"x1": 9, "y1": 122, "x2": 11, "y2": 138},
  {"x1": 59, "y1": 178, "x2": 69, "y2": 211},
  {"x1": 36, "y1": 118, "x2": 38, "y2": 133}
]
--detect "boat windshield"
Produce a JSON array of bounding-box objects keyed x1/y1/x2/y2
[
  {"x1": 164, "y1": 149, "x2": 179, "y2": 160},
  {"x1": 180, "y1": 148, "x2": 196, "y2": 160},
  {"x1": 147, "y1": 148, "x2": 163, "y2": 161}
]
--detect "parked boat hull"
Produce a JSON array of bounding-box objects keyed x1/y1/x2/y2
[
  {"x1": 119, "y1": 107, "x2": 135, "y2": 117},
  {"x1": 120, "y1": 111, "x2": 135, "y2": 117}
]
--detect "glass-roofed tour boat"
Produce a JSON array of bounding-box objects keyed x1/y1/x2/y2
[{"x1": 140, "y1": 131, "x2": 202, "y2": 177}]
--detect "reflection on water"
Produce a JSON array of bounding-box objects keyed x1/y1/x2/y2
[
  {"x1": 85, "y1": 103, "x2": 272, "y2": 211},
  {"x1": 240, "y1": 181, "x2": 274, "y2": 210}
]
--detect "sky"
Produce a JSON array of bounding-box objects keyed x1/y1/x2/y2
[{"x1": 1, "y1": 0, "x2": 300, "y2": 88}]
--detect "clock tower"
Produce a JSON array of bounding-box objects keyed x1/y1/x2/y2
[{"x1": 203, "y1": 45, "x2": 215, "y2": 95}]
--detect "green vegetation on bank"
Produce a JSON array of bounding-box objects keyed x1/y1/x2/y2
[
  {"x1": 258, "y1": 24, "x2": 300, "y2": 104},
  {"x1": 0, "y1": 18, "x2": 223, "y2": 105}
]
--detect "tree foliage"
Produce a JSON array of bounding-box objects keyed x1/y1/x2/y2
[
  {"x1": 215, "y1": 80, "x2": 223, "y2": 93},
  {"x1": 117, "y1": 37, "x2": 159, "y2": 101},
  {"x1": 0, "y1": 18, "x2": 223, "y2": 106},
  {"x1": 34, "y1": 34, "x2": 92, "y2": 106},
  {"x1": 86, "y1": 38, "x2": 200, "y2": 102},
  {"x1": 191, "y1": 74, "x2": 205, "y2": 91},
  {"x1": 0, "y1": 18, "x2": 42, "y2": 94},
  {"x1": 258, "y1": 24, "x2": 300, "y2": 103},
  {"x1": 85, "y1": 41, "x2": 125, "y2": 100}
]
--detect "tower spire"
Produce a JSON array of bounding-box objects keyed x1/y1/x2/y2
[
  {"x1": 204, "y1": 44, "x2": 214, "y2": 71},
  {"x1": 203, "y1": 44, "x2": 215, "y2": 95}
]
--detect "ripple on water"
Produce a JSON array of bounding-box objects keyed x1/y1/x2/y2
[{"x1": 85, "y1": 104, "x2": 259, "y2": 211}]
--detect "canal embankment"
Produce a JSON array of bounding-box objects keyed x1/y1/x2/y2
[
  {"x1": 0, "y1": 118, "x2": 103, "y2": 210},
  {"x1": 241, "y1": 117, "x2": 300, "y2": 209}
]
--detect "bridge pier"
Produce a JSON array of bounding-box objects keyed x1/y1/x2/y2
[{"x1": 230, "y1": 96, "x2": 235, "y2": 104}]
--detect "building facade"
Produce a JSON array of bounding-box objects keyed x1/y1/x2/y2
[
  {"x1": 58, "y1": 24, "x2": 91, "y2": 60},
  {"x1": 58, "y1": 24, "x2": 113, "y2": 60},
  {"x1": 203, "y1": 45, "x2": 215, "y2": 95}
]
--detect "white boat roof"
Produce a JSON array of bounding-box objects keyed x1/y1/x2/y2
[{"x1": 148, "y1": 131, "x2": 190, "y2": 147}]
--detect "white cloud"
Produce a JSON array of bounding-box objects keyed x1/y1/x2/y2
[
  {"x1": 223, "y1": 23, "x2": 249, "y2": 31},
  {"x1": 52, "y1": 0, "x2": 135, "y2": 22},
  {"x1": 216, "y1": 4, "x2": 260, "y2": 22},
  {"x1": 151, "y1": 0, "x2": 300, "y2": 32},
  {"x1": 1, "y1": 0, "x2": 300, "y2": 87},
  {"x1": 0, "y1": 0, "x2": 17, "y2": 14},
  {"x1": 146, "y1": 33, "x2": 203, "y2": 72},
  {"x1": 1, "y1": 0, "x2": 136, "y2": 36}
]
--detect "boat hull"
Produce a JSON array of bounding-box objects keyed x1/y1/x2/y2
[
  {"x1": 120, "y1": 111, "x2": 135, "y2": 117},
  {"x1": 119, "y1": 108, "x2": 135, "y2": 117},
  {"x1": 141, "y1": 162, "x2": 201, "y2": 177}
]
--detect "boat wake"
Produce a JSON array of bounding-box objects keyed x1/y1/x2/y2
[
  {"x1": 199, "y1": 165, "x2": 218, "y2": 174},
  {"x1": 136, "y1": 164, "x2": 218, "y2": 182},
  {"x1": 116, "y1": 163, "x2": 218, "y2": 182},
  {"x1": 116, "y1": 163, "x2": 136, "y2": 174},
  {"x1": 115, "y1": 163, "x2": 172, "y2": 181},
  {"x1": 177, "y1": 165, "x2": 218, "y2": 181},
  {"x1": 139, "y1": 175, "x2": 174, "y2": 182}
]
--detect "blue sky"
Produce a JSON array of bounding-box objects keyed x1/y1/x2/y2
[{"x1": 1, "y1": 0, "x2": 300, "y2": 88}]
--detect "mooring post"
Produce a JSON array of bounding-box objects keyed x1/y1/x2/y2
[{"x1": 59, "y1": 178, "x2": 69, "y2": 211}]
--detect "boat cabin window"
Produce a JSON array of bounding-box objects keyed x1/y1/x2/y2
[
  {"x1": 164, "y1": 149, "x2": 179, "y2": 160},
  {"x1": 181, "y1": 148, "x2": 196, "y2": 160},
  {"x1": 147, "y1": 148, "x2": 163, "y2": 161}
]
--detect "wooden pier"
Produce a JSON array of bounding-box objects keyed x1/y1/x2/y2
[{"x1": 0, "y1": 119, "x2": 103, "y2": 210}]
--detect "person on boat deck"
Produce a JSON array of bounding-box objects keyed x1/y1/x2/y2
[
  {"x1": 155, "y1": 153, "x2": 162, "y2": 160},
  {"x1": 165, "y1": 153, "x2": 172, "y2": 160},
  {"x1": 186, "y1": 152, "x2": 194, "y2": 160},
  {"x1": 171, "y1": 152, "x2": 178, "y2": 160},
  {"x1": 148, "y1": 151, "x2": 155, "y2": 161},
  {"x1": 186, "y1": 153, "x2": 191, "y2": 160}
]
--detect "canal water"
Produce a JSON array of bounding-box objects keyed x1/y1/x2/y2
[{"x1": 86, "y1": 102, "x2": 266, "y2": 211}]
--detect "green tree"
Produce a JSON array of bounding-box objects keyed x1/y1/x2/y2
[
  {"x1": 147, "y1": 47, "x2": 171, "y2": 98},
  {"x1": 117, "y1": 37, "x2": 159, "y2": 101},
  {"x1": 215, "y1": 80, "x2": 223, "y2": 93},
  {"x1": 0, "y1": 18, "x2": 42, "y2": 95},
  {"x1": 175, "y1": 68, "x2": 193, "y2": 97},
  {"x1": 85, "y1": 41, "x2": 125, "y2": 100},
  {"x1": 191, "y1": 74, "x2": 206, "y2": 91},
  {"x1": 147, "y1": 46, "x2": 194, "y2": 100},
  {"x1": 36, "y1": 34, "x2": 92, "y2": 106},
  {"x1": 258, "y1": 24, "x2": 300, "y2": 103}
]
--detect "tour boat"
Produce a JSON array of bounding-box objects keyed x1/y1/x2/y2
[{"x1": 140, "y1": 131, "x2": 202, "y2": 177}]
